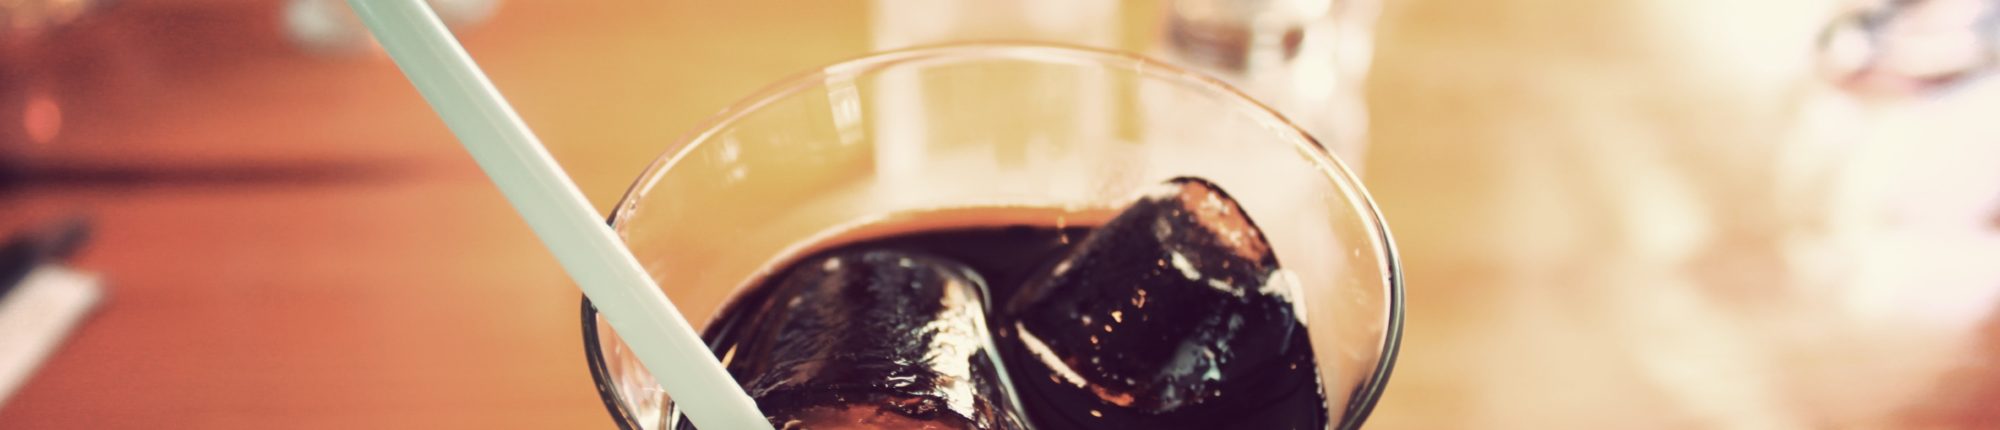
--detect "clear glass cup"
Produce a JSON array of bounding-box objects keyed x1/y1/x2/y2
[
  {"x1": 580, "y1": 44, "x2": 1402, "y2": 429},
  {"x1": 866, "y1": 0, "x2": 1381, "y2": 172}
]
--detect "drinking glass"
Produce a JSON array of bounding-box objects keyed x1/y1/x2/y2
[
  {"x1": 579, "y1": 44, "x2": 1402, "y2": 429},
  {"x1": 866, "y1": 0, "x2": 1381, "y2": 171}
]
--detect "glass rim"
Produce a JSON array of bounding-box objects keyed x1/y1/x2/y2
[{"x1": 580, "y1": 42, "x2": 1404, "y2": 430}]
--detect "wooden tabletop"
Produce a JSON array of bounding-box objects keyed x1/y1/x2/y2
[{"x1": 0, "y1": 1, "x2": 867, "y2": 427}]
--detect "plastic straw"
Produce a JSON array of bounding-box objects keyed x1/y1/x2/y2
[{"x1": 343, "y1": 1, "x2": 772, "y2": 428}]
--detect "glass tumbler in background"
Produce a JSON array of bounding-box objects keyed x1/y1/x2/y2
[
  {"x1": 579, "y1": 45, "x2": 1401, "y2": 429},
  {"x1": 867, "y1": 0, "x2": 1380, "y2": 172},
  {"x1": 1781, "y1": 0, "x2": 2000, "y2": 333},
  {"x1": 1158, "y1": 0, "x2": 1379, "y2": 173}
]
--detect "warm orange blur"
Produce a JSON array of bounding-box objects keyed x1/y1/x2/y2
[
  {"x1": 0, "y1": 1, "x2": 867, "y2": 427},
  {"x1": 3, "y1": 0, "x2": 1998, "y2": 428}
]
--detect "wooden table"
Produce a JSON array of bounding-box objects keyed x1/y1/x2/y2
[{"x1": 1, "y1": 1, "x2": 866, "y2": 427}]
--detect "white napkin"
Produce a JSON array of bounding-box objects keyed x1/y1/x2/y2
[{"x1": 0, "y1": 264, "x2": 102, "y2": 406}]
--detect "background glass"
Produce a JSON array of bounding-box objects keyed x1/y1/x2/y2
[
  {"x1": 867, "y1": 0, "x2": 1378, "y2": 171},
  {"x1": 579, "y1": 44, "x2": 1401, "y2": 429}
]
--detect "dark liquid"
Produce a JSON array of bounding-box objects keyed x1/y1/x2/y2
[{"x1": 694, "y1": 217, "x2": 1326, "y2": 429}]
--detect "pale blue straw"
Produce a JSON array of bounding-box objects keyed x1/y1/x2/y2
[{"x1": 343, "y1": 1, "x2": 772, "y2": 428}]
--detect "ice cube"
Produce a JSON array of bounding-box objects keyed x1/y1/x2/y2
[
  {"x1": 1000, "y1": 177, "x2": 1325, "y2": 428},
  {"x1": 681, "y1": 250, "x2": 1028, "y2": 430}
]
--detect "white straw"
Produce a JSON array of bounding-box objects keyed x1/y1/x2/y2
[{"x1": 344, "y1": 1, "x2": 772, "y2": 429}]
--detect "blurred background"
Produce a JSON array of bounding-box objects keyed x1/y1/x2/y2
[{"x1": 3, "y1": 0, "x2": 1998, "y2": 428}]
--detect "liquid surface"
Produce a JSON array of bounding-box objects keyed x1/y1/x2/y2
[
  {"x1": 679, "y1": 180, "x2": 1326, "y2": 429},
  {"x1": 686, "y1": 224, "x2": 1083, "y2": 430}
]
